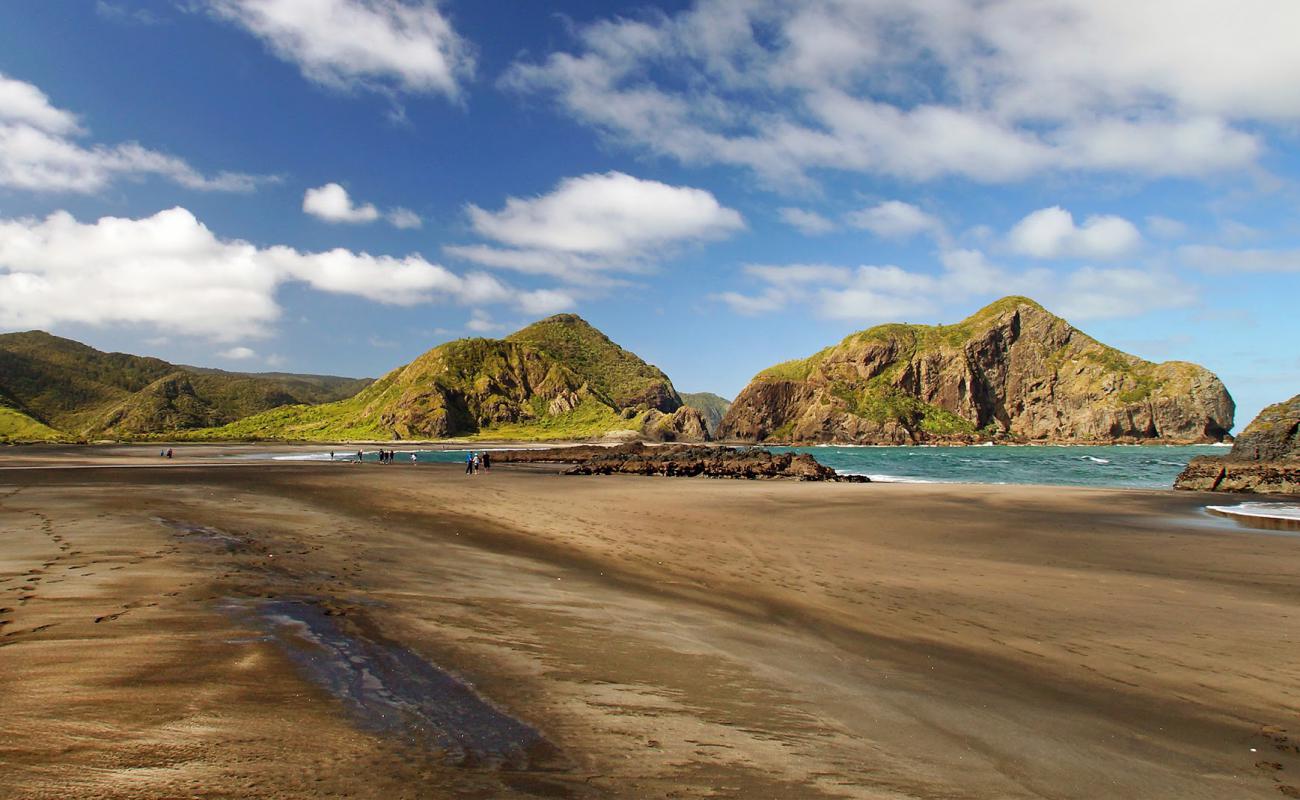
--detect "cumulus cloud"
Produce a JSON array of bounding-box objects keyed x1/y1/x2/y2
[
  {"x1": 0, "y1": 72, "x2": 264, "y2": 193},
  {"x1": 302, "y1": 182, "x2": 379, "y2": 223},
  {"x1": 505, "y1": 0, "x2": 1299, "y2": 185},
  {"x1": 778, "y1": 207, "x2": 836, "y2": 235},
  {"x1": 1006, "y1": 207, "x2": 1142, "y2": 260},
  {"x1": 1146, "y1": 215, "x2": 1189, "y2": 240},
  {"x1": 717, "y1": 249, "x2": 1193, "y2": 323},
  {"x1": 205, "y1": 0, "x2": 473, "y2": 99},
  {"x1": 303, "y1": 184, "x2": 425, "y2": 228},
  {"x1": 447, "y1": 171, "x2": 744, "y2": 279},
  {"x1": 0, "y1": 207, "x2": 570, "y2": 341},
  {"x1": 845, "y1": 201, "x2": 943, "y2": 240}
]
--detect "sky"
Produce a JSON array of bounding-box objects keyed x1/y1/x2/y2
[{"x1": 0, "y1": 0, "x2": 1297, "y2": 429}]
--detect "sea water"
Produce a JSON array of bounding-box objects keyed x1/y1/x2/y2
[
  {"x1": 272, "y1": 443, "x2": 1226, "y2": 489},
  {"x1": 767, "y1": 444, "x2": 1227, "y2": 489}
]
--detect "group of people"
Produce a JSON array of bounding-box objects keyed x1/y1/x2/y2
[
  {"x1": 465, "y1": 450, "x2": 491, "y2": 474},
  {"x1": 328, "y1": 449, "x2": 416, "y2": 464},
  {"x1": 158, "y1": 448, "x2": 173, "y2": 459}
]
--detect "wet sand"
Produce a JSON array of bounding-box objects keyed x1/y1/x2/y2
[{"x1": 2, "y1": 447, "x2": 1299, "y2": 798}]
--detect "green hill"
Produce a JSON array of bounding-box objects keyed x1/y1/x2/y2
[
  {"x1": 680, "y1": 392, "x2": 731, "y2": 435},
  {"x1": 0, "y1": 331, "x2": 371, "y2": 440},
  {"x1": 505, "y1": 314, "x2": 682, "y2": 411},
  {"x1": 188, "y1": 315, "x2": 708, "y2": 442},
  {"x1": 720, "y1": 296, "x2": 1234, "y2": 444}
]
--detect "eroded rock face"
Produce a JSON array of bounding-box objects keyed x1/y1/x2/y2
[
  {"x1": 1175, "y1": 394, "x2": 1300, "y2": 494},
  {"x1": 494, "y1": 443, "x2": 866, "y2": 481},
  {"x1": 719, "y1": 297, "x2": 1234, "y2": 445},
  {"x1": 641, "y1": 406, "x2": 711, "y2": 442}
]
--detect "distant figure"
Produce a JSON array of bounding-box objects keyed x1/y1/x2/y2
[
  {"x1": 410, "y1": 453, "x2": 417, "y2": 465},
  {"x1": 481, "y1": 451, "x2": 491, "y2": 472},
  {"x1": 356, "y1": 450, "x2": 363, "y2": 464},
  {"x1": 329, "y1": 450, "x2": 335, "y2": 461},
  {"x1": 465, "y1": 451, "x2": 475, "y2": 475},
  {"x1": 166, "y1": 448, "x2": 173, "y2": 459},
  {"x1": 160, "y1": 450, "x2": 166, "y2": 458}
]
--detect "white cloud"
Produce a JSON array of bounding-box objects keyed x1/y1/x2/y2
[
  {"x1": 1146, "y1": 215, "x2": 1189, "y2": 240},
  {"x1": 96, "y1": 1, "x2": 164, "y2": 26},
  {"x1": 450, "y1": 171, "x2": 744, "y2": 279},
  {"x1": 0, "y1": 207, "x2": 571, "y2": 341},
  {"x1": 1006, "y1": 207, "x2": 1141, "y2": 260},
  {"x1": 505, "y1": 0, "x2": 1299, "y2": 185},
  {"x1": 205, "y1": 0, "x2": 473, "y2": 99},
  {"x1": 0, "y1": 72, "x2": 264, "y2": 193},
  {"x1": 218, "y1": 346, "x2": 257, "y2": 360},
  {"x1": 778, "y1": 207, "x2": 836, "y2": 235},
  {"x1": 1179, "y1": 245, "x2": 1300, "y2": 274},
  {"x1": 718, "y1": 249, "x2": 1193, "y2": 323},
  {"x1": 465, "y1": 309, "x2": 502, "y2": 333},
  {"x1": 303, "y1": 182, "x2": 380, "y2": 223},
  {"x1": 386, "y1": 207, "x2": 422, "y2": 229},
  {"x1": 845, "y1": 201, "x2": 942, "y2": 240},
  {"x1": 516, "y1": 288, "x2": 575, "y2": 316}
]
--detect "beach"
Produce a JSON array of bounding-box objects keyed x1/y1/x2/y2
[{"x1": 2, "y1": 447, "x2": 1298, "y2": 799}]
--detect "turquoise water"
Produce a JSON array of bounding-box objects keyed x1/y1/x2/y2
[
  {"x1": 271, "y1": 444, "x2": 1225, "y2": 489},
  {"x1": 769, "y1": 444, "x2": 1226, "y2": 488}
]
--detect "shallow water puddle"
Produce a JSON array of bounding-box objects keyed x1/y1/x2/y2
[{"x1": 233, "y1": 597, "x2": 556, "y2": 770}]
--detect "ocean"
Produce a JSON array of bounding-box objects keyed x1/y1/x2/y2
[
  {"x1": 769, "y1": 444, "x2": 1226, "y2": 489},
  {"x1": 272, "y1": 443, "x2": 1228, "y2": 490}
]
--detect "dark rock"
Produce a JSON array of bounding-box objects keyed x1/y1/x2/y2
[
  {"x1": 494, "y1": 443, "x2": 867, "y2": 482},
  {"x1": 1175, "y1": 394, "x2": 1300, "y2": 494}
]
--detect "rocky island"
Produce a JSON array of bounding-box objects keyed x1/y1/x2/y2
[
  {"x1": 1175, "y1": 393, "x2": 1300, "y2": 494},
  {"x1": 718, "y1": 296, "x2": 1233, "y2": 445}
]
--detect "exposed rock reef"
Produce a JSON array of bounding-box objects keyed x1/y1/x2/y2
[
  {"x1": 1176, "y1": 394, "x2": 1300, "y2": 494},
  {"x1": 203, "y1": 315, "x2": 710, "y2": 442},
  {"x1": 495, "y1": 442, "x2": 867, "y2": 481},
  {"x1": 0, "y1": 330, "x2": 370, "y2": 442},
  {"x1": 718, "y1": 297, "x2": 1234, "y2": 445}
]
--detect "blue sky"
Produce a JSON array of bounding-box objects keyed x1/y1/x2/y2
[{"x1": 0, "y1": 1, "x2": 1296, "y2": 429}]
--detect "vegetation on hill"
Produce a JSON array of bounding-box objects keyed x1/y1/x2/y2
[
  {"x1": 722, "y1": 296, "x2": 1233, "y2": 444},
  {"x1": 186, "y1": 316, "x2": 698, "y2": 442},
  {"x1": 506, "y1": 314, "x2": 682, "y2": 411},
  {"x1": 0, "y1": 330, "x2": 370, "y2": 439},
  {"x1": 680, "y1": 392, "x2": 731, "y2": 435}
]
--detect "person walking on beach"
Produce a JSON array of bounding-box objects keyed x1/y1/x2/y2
[
  {"x1": 481, "y1": 451, "x2": 491, "y2": 472},
  {"x1": 166, "y1": 448, "x2": 173, "y2": 459},
  {"x1": 410, "y1": 452, "x2": 417, "y2": 465},
  {"x1": 465, "y1": 451, "x2": 475, "y2": 475},
  {"x1": 356, "y1": 450, "x2": 363, "y2": 464}
]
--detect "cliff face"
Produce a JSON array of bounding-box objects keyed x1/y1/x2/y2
[
  {"x1": 679, "y1": 392, "x2": 731, "y2": 435},
  {"x1": 719, "y1": 297, "x2": 1234, "y2": 445},
  {"x1": 1176, "y1": 394, "x2": 1300, "y2": 494}
]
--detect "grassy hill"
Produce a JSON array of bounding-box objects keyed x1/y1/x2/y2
[
  {"x1": 506, "y1": 314, "x2": 681, "y2": 411},
  {"x1": 720, "y1": 296, "x2": 1234, "y2": 444},
  {"x1": 186, "y1": 315, "x2": 703, "y2": 442},
  {"x1": 680, "y1": 392, "x2": 731, "y2": 435},
  {"x1": 0, "y1": 331, "x2": 371, "y2": 440}
]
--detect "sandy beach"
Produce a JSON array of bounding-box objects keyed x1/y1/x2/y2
[{"x1": 2, "y1": 446, "x2": 1298, "y2": 799}]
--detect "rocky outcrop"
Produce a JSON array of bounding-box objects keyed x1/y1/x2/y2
[
  {"x1": 679, "y1": 392, "x2": 731, "y2": 435},
  {"x1": 495, "y1": 443, "x2": 867, "y2": 481},
  {"x1": 641, "y1": 406, "x2": 711, "y2": 442},
  {"x1": 719, "y1": 297, "x2": 1234, "y2": 445},
  {"x1": 1176, "y1": 394, "x2": 1300, "y2": 494}
]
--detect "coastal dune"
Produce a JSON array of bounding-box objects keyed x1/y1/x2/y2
[{"x1": 2, "y1": 455, "x2": 1298, "y2": 798}]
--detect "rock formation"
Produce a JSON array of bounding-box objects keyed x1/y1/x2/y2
[
  {"x1": 679, "y1": 392, "x2": 731, "y2": 435},
  {"x1": 718, "y1": 297, "x2": 1233, "y2": 445},
  {"x1": 494, "y1": 442, "x2": 867, "y2": 481},
  {"x1": 1176, "y1": 394, "x2": 1300, "y2": 494}
]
